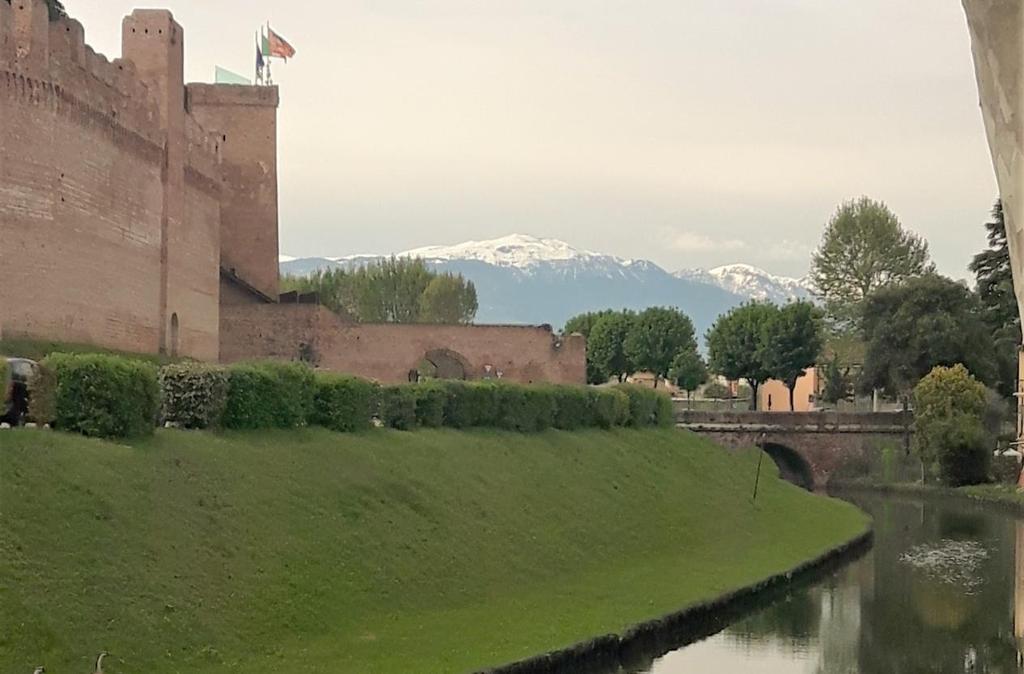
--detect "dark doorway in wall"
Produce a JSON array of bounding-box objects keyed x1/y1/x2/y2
[{"x1": 170, "y1": 313, "x2": 180, "y2": 359}]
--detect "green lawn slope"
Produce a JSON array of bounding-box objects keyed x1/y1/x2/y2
[{"x1": 0, "y1": 428, "x2": 868, "y2": 674}]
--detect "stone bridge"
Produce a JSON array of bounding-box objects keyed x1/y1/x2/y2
[{"x1": 676, "y1": 409, "x2": 913, "y2": 490}]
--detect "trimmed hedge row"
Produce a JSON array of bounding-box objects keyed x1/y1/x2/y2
[
  {"x1": 31, "y1": 353, "x2": 159, "y2": 438},
  {"x1": 26, "y1": 353, "x2": 675, "y2": 438},
  {"x1": 377, "y1": 382, "x2": 667, "y2": 432}
]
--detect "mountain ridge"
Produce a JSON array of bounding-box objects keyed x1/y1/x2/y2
[{"x1": 280, "y1": 234, "x2": 815, "y2": 334}]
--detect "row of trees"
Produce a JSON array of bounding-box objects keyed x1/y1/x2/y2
[
  {"x1": 564, "y1": 308, "x2": 701, "y2": 390},
  {"x1": 282, "y1": 258, "x2": 479, "y2": 325},
  {"x1": 564, "y1": 301, "x2": 825, "y2": 411}
]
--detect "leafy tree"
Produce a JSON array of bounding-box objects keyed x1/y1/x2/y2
[
  {"x1": 860, "y1": 275, "x2": 997, "y2": 396},
  {"x1": 623, "y1": 307, "x2": 698, "y2": 387},
  {"x1": 811, "y1": 197, "x2": 933, "y2": 330},
  {"x1": 913, "y1": 364, "x2": 991, "y2": 486},
  {"x1": 281, "y1": 258, "x2": 477, "y2": 324},
  {"x1": 419, "y1": 274, "x2": 478, "y2": 324},
  {"x1": 588, "y1": 311, "x2": 636, "y2": 384},
  {"x1": 669, "y1": 351, "x2": 708, "y2": 406},
  {"x1": 762, "y1": 302, "x2": 824, "y2": 411},
  {"x1": 819, "y1": 356, "x2": 853, "y2": 406},
  {"x1": 970, "y1": 200, "x2": 1020, "y2": 397},
  {"x1": 349, "y1": 257, "x2": 433, "y2": 323},
  {"x1": 706, "y1": 303, "x2": 778, "y2": 410},
  {"x1": 563, "y1": 310, "x2": 617, "y2": 339}
]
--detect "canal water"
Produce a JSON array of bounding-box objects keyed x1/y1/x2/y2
[{"x1": 635, "y1": 494, "x2": 1024, "y2": 673}]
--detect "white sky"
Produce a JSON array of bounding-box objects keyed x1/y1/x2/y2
[{"x1": 63, "y1": 0, "x2": 997, "y2": 277}]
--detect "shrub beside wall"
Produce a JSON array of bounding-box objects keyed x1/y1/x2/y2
[
  {"x1": 33, "y1": 353, "x2": 159, "y2": 438},
  {"x1": 615, "y1": 385, "x2": 674, "y2": 428},
  {"x1": 159, "y1": 363, "x2": 229, "y2": 429},
  {"x1": 413, "y1": 382, "x2": 447, "y2": 428},
  {"x1": 311, "y1": 374, "x2": 379, "y2": 433},
  {"x1": 380, "y1": 385, "x2": 419, "y2": 430},
  {"x1": 223, "y1": 364, "x2": 283, "y2": 430},
  {"x1": 26, "y1": 353, "x2": 666, "y2": 437},
  {"x1": 223, "y1": 362, "x2": 316, "y2": 430}
]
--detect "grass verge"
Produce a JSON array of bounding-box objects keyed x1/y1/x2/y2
[{"x1": 0, "y1": 428, "x2": 868, "y2": 673}]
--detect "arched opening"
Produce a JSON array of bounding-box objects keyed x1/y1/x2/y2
[
  {"x1": 169, "y1": 313, "x2": 180, "y2": 359},
  {"x1": 414, "y1": 348, "x2": 470, "y2": 381},
  {"x1": 763, "y1": 442, "x2": 815, "y2": 491}
]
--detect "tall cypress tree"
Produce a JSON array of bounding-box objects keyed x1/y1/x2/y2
[
  {"x1": 970, "y1": 200, "x2": 1021, "y2": 398},
  {"x1": 970, "y1": 200, "x2": 1020, "y2": 340}
]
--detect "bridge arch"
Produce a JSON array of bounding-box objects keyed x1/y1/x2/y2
[{"x1": 762, "y1": 442, "x2": 815, "y2": 491}]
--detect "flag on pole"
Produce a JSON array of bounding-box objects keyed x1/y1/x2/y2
[
  {"x1": 266, "y1": 24, "x2": 296, "y2": 60},
  {"x1": 261, "y1": 29, "x2": 271, "y2": 58},
  {"x1": 255, "y1": 34, "x2": 265, "y2": 83}
]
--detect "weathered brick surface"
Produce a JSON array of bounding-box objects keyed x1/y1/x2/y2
[
  {"x1": 220, "y1": 302, "x2": 587, "y2": 385},
  {"x1": 189, "y1": 84, "x2": 280, "y2": 301},
  {"x1": 0, "y1": 2, "x2": 255, "y2": 361}
]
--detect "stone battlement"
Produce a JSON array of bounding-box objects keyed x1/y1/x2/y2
[{"x1": 0, "y1": 1, "x2": 280, "y2": 361}]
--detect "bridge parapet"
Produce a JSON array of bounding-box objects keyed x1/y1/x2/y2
[
  {"x1": 675, "y1": 409, "x2": 914, "y2": 489},
  {"x1": 675, "y1": 409, "x2": 912, "y2": 432}
]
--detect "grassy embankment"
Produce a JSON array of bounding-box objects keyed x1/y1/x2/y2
[{"x1": 0, "y1": 427, "x2": 868, "y2": 674}]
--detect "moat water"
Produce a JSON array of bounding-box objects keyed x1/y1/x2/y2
[{"x1": 633, "y1": 494, "x2": 1024, "y2": 674}]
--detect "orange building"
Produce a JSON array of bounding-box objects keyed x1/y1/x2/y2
[{"x1": 758, "y1": 368, "x2": 819, "y2": 412}]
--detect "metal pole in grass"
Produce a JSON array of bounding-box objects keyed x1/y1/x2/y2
[{"x1": 752, "y1": 432, "x2": 767, "y2": 502}]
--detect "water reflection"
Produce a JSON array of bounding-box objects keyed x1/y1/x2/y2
[{"x1": 635, "y1": 496, "x2": 1024, "y2": 673}]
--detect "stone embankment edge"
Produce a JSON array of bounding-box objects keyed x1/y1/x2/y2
[
  {"x1": 475, "y1": 528, "x2": 874, "y2": 674},
  {"x1": 832, "y1": 481, "x2": 1024, "y2": 517}
]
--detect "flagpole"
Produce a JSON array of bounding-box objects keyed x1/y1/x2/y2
[
  {"x1": 255, "y1": 31, "x2": 261, "y2": 85},
  {"x1": 265, "y1": 21, "x2": 274, "y2": 85}
]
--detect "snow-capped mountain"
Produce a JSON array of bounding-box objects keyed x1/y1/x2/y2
[
  {"x1": 279, "y1": 234, "x2": 811, "y2": 335},
  {"x1": 402, "y1": 234, "x2": 605, "y2": 269},
  {"x1": 676, "y1": 264, "x2": 814, "y2": 304}
]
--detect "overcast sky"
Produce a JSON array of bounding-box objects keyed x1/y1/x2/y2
[{"x1": 64, "y1": 0, "x2": 996, "y2": 277}]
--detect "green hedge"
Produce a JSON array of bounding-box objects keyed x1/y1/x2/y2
[
  {"x1": 615, "y1": 385, "x2": 674, "y2": 428},
  {"x1": 587, "y1": 388, "x2": 631, "y2": 429},
  {"x1": 159, "y1": 362, "x2": 229, "y2": 429},
  {"x1": 223, "y1": 361, "x2": 315, "y2": 430},
  {"x1": 312, "y1": 374, "x2": 379, "y2": 433},
  {"x1": 494, "y1": 384, "x2": 555, "y2": 432},
  {"x1": 25, "y1": 352, "x2": 655, "y2": 436},
  {"x1": 414, "y1": 382, "x2": 447, "y2": 428},
  {"x1": 223, "y1": 365, "x2": 280, "y2": 430},
  {"x1": 33, "y1": 353, "x2": 159, "y2": 438},
  {"x1": 442, "y1": 381, "x2": 497, "y2": 428},
  {"x1": 259, "y1": 361, "x2": 316, "y2": 428},
  {"x1": 380, "y1": 385, "x2": 418, "y2": 430},
  {"x1": 375, "y1": 381, "x2": 634, "y2": 432}
]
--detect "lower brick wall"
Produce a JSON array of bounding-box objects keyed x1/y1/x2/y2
[{"x1": 220, "y1": 303, "x2": 586, "y2": 385}]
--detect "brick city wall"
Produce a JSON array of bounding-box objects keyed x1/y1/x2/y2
[
  {"x1": 220, "y1": 302, "x2": 587, "y2": 385},
  {"x1": 0, "y1": 1, "x2": 264, "y2": 361}
]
